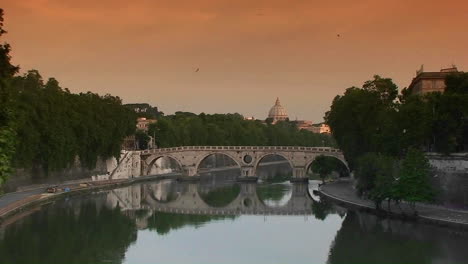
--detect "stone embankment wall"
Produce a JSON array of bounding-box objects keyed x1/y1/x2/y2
[
  {"x1": 3, "y1": 151, "x2": 141, "y2": 192},
  {"x1": 427, "y1": 153, "x2": 468, "y2": 208}
]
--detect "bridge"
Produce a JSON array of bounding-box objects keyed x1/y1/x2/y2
[{"x1": 139, "y1": 146, "x2": 347, "y2": 180}]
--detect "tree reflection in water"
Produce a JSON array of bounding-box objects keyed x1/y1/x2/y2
[
  {"x1": 198, "y1": 183, "x2": 241, "y2": 208},
  {"x1": 0, "y1": 197, "x2": 137, "y2": 264},
  {"x1": 146, "y1": 212, "x2": 236, "y2": 235},
  {"x1": 1, "y1": 179, "x2": 468, "y2": 264},
  {"x1": 327, "y1": 211, "x2": 468, "y2": 264},
  {"x1": 256, "y1": 182, "x2": 292, "y2": 207}
]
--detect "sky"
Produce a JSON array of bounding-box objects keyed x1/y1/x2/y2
[{"x1": 2, "y1": 0, "x2": 468, "y2": 121}]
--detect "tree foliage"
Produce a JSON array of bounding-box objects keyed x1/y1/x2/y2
[
  {"x1": 0, "y1": 8, "x2": 18, "y2": 184},
  {"x1": 9, "y1": 71, "x2": 136, "y2": 171},
  {"x1": 150, "y1": 112, "x2": 336, "y2": 148},
  {"x1": 325, "y1": 76, "x2": 400, "y2": 170},
  {"x1": 326, "y1": 73, "x2": 468, "y2": 170},
  {"x1": 310, "y1": 155, "x2": 337, "y2": 183},
  {"x1": 0, "y1": 10, "x2": 136, "y2": 185},
  {"x1": 394, "y1": 148, "x2": 434, "y2": 210}
]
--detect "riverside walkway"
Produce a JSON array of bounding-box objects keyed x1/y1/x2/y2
[
  {"x1": 0, "y1": 174, "x2": 177, "y2": 223},
  {"x1": 320, "y1": 179, "x2": 468, "y2": 228}
]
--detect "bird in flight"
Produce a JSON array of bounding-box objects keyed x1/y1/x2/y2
[
  {"x1": 195, "y1": 68, "x2": 199, "y2": 72},
  {"x1": 337, "y1": 34, "x2": 341, "y2": 37}
]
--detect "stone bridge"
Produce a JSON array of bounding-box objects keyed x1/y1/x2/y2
[
  {"x1": 140, "y1": 182, "x2": 315, "y2": 216},
  {"x1": 139, "y1": 146, "x2": 347, "y2": 180}
]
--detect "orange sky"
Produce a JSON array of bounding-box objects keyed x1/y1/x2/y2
[{"x1": 2, "y1": 0, "x2": 468, "y2": 121}]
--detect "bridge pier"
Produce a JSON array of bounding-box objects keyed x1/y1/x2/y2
[
  {"x1": 292, "y1": 167, "x2": 306, "y2": 178},
  {"x1": 237, "y1": 166, "x2": 258, "y2": 182},
  {"x1": 182, "y1": 165, "x2": 198, "y2": 177},
  {"x1": 241, "y1": 166, "x2": 255, "y2": 177},
  {"x1": 290, "y1": 167, "x2": 308, "y2": 182}
]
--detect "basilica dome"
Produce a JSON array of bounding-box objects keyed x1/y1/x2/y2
[{"x1": 268, "y1": 97, "x2": 288, "y2": 123}]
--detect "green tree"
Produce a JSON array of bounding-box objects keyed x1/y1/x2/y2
[
  {"x1": 0, "y1": 9, "x2": 19, "y2": 78},
  {"x1": 325, "y1": 77, "x2": 399, "y2": 169},
  {"x1": 151, "y1": 113, "x2": 336, "y2": 148},
  {"x1": 354, "y1": 153, "x2": 395, "y2": 204},
  {"x1": 135, "y1": 130, "x2": 150, "y2": 150},
  {"x1": 0, "y1": 9, "x2": 18, "y2": 186},
  {"x1": 367, "y1": 155, "x2": 397, "y2": 210},
  {"x1": 310, "y1": 155, "x2": 335, "y2": 183},
  {"x1": 445, "y1": 72, "x2": 468, "y2": 94},
  {"x1": 395, "y1": 148, "x2": 434, "y2": 214}
]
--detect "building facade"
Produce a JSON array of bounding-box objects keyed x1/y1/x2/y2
[
  {"x1": 136, "y1": 117, "x2": 157, "y2": 132},
  {"x1": 408, "y1": 66, "x2": 458, "y2": 95}
]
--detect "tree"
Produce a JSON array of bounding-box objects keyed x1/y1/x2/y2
[
  {"x1": 0, "y1": 9, "x2": 18, "y2": 186},
  {"x1": 325, "y1": 75, "x2": 399, "y2": 169},
  {"x1": 445, "y1": 72, "x2": 468, "y2": 95},
  {"x1": 362, "y1": 75, "x2": 399, "y2": 105},
  {"x1": 0, "y1": 9, "x2": 19, "y2": 78},
  {"x1": 135, "y1": 130, "x2": 150, "y2": 150},
  {"x1": 310, "y1": 155, "x2": 335, "y2": 183},
  {"x1": 394, "y1": 148, "x2": 434, "y2": 214},
  {"x1": 354, "y1": 152, "x2": 396, "y2": 207},
  {"x1": 366, "y1": 155, "x2": 397, "y2": 210}
]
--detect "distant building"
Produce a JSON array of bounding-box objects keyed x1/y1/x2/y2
[
  {"x1": 316, "y1": 123, "x2": 331, "y2": 134},
  {"x1": 297, "y1": 121, "x2": 331, "y2": 134},
  {"x1": 267, "y1": 97, "x2": 289, "y2": 123},
  {"x1": 296, "y1": 120, "x2": 314, "y2": 131},
  {"x1": 244, "y1": 116, "x2": 255, "y2": 121},
  {"x1": 408, "y1": 66, "x2": 459, "y2": 95},
  {"x1": 136, "y1": 117, "x2": 156, "y2": 132},
  {"x1": 264, "y1": 98, "x2": 330, "y2": 134}
]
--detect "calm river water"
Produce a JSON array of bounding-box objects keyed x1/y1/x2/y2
[{"x1": 1, "y1": 169, "x2": 468, "y2": 264}]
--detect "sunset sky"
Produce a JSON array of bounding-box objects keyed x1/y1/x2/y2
[{"x1": 2, "y1": 0, "x2": 468, "y2": 121}]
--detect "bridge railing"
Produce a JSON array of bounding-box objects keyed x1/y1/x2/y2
[{"x1": 141, "y1": 146, "x2": 342, "y2": 154}]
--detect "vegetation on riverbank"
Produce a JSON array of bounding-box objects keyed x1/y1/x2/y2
[
  {"x1": 149, "y1": 112, "x2": 336, "y2": 148},
  {"x1": 325, "y1": 74, "x2": 468, "y2": 211},
  {"x1": 326, "y1": 75, "x2": 468, "y2": 169},
  {"x1": 0, "y1": 9, "x2": 136, "y2": 186}
]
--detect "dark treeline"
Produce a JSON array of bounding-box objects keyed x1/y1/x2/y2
[
  {"x1": 325, "y1": 74, "x2": 468, "y2": 209},
  {"x1": 149, "y1": 112, "x2": 336, "y2": 148},
  {"x1": 0, "y1": 9, "x2": 135, "y2": 186},
  {"x1": 326, "y1": 74, "x2": 468, "y2": 170},
  {"x1": 10, "y1": 70, "x2": 136, "y2": 171}
]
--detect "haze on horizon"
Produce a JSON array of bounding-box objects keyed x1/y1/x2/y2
[{"x1": 2, "y1": 0, "x2": 468, "y2": 121}]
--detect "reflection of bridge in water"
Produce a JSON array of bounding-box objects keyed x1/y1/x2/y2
[{"x1": 106, "y1": 180, "x2": 317, "y2": 216}]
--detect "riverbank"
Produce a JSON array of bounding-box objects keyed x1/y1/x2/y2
[
  {"x1": 320, "y1": 179, "x2": 468, "y2": 229},
  {"x1": 0, "y1": 173, "x2": 180, "y2": 225}
]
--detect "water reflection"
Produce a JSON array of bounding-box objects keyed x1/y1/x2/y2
[
  {"x1": 1, "y1": 178, "x2": 468, "y2": 264},
  {"x1": 198, "y1": 182, "x2": 241, "y2": 208},
  {"x1": 0, "y1": 193, "x2": 137, "y2": 264},
  {"x1": 328, "y1": 211, "x2": 468, "y2": 264},
  {"x1": 256, "y1": 182, "x2": 292, "y2": 207}
]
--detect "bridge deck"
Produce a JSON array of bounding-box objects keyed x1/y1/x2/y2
[{"x1": 141, "y1": 146, "x2": 342, "y2": 155}]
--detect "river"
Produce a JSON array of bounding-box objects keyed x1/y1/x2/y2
[{"x1": 1, "y1": 164, "x2": 468, "y2": 264}]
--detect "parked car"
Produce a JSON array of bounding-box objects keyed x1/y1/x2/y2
[{"x1": 46, "y1": 185, "x2": 58, "y2": 193}]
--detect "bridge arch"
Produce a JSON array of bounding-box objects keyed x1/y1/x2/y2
[
  {"x1": 253, "y1": 153, "x2": 294, "y2": 179},
  {"x1": 305, "y1": 154, "x2": 349, "y2": 178},
  {"x1": 145, "y1": 154, "x2": 183, "y2": 175},
  {"x1": 194, "y1": 152, "x2": 242, "y2": 174}
]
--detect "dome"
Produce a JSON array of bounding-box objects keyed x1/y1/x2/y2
[{"x1": 268, "y1": 97, "x2": 288, "y2": 122}]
